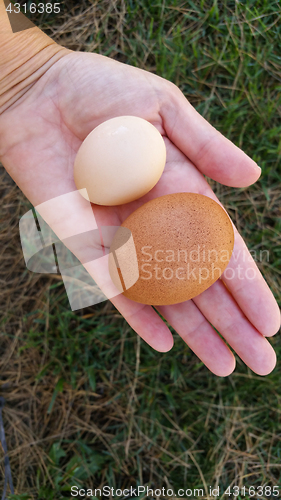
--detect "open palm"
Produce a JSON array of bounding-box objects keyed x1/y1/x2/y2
[{"x1": 0, "y1": 51, "x2": 279, "y2": 376}]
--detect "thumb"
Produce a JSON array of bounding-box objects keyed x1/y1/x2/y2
[{"x1": 161, "y1": 84, "x2": 261, "y2": 187}]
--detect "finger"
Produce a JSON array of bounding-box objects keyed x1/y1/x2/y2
[
  {"x1": 199, "y1": 186, "x2": 281, "y2": 338},
  {"x1": 222, "y1": 230, "x2": 281, "y2": 337},
  {"x1": 193, "y1": 279, "x2": 277, "y2": 376},
  {"x1": 110, "y1": 293, "x2": 174, "y2": 352},
  {"x1": 156, "y1": 301, "x2": 236, "y2": 377},
  {"x1": 161, "y1": 85, "x2": 261, "y2": 187}
]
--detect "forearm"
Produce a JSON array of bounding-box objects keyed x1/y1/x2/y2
[{"x1": 0, "y1": 0, "x2": 71, "y2": 113}]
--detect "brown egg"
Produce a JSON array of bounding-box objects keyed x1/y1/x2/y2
[{"x1": 108, "y1": 193, "x2": 234, "y2": 305}]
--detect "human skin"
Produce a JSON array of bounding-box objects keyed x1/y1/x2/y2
[{"x1": 0, "y1": 2, "x2": 280, "y2": 376}]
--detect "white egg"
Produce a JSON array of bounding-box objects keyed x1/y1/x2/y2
[{"x1": 74, "y1": 115, "x2": 166, "y2": 205}]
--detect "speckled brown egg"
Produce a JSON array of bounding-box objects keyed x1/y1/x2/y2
[{"x1": 108, "y1": 193, "x2": 234, "y2": 305}]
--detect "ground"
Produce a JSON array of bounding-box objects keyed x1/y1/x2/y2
[{"x1": 0, "y1": 1, "x2": 281, "y2": 498}]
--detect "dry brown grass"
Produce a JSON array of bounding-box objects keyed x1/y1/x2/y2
[
  {"x1": 1, "y1": 163, "x2": 280, "y2": 497},
  {"x1": 0, "y1": 0, "x2": 281, "y2": 497}
]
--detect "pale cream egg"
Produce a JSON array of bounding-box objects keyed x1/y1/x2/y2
[{"x1": 73, "y1": 116, "x2": 166, "y2": 205}]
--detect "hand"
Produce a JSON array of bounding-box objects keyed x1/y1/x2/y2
[{"x1": 0, "y1": 51, "x2": 280, "y2": 376}]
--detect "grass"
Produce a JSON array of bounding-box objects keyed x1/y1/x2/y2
[{"x1": 0, "y1": 0, "x2": 281, "y2": 498}]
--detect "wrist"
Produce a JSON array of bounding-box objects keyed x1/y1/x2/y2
[
  {"x1": 0, "y1": 42, "x2": 72, "y2": 114},
  {"x1": 0, "y1": 0, "x2": 72, "y2": 113}
]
